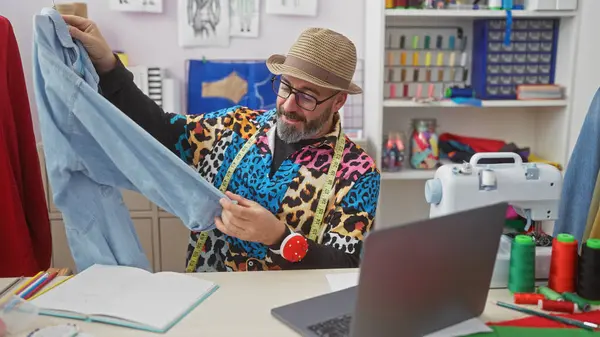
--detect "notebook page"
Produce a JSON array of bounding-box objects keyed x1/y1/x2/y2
[
  {"x1": 108, "y1": 271, "x2": 216, "y2": 329},
  {"x1": 30, "y1": 264, "x2": 153, "y2": 316}
]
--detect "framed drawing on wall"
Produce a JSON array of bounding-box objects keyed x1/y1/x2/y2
[
  {"x1": 230, "y1": 0, "x2": 260, "y2": 38},
  {"x1": 108, "y1": 0, "x2": 163, "y2": 13},
  {"x1": 265, "y1": 0, "x2": 318, "y2": 16},
  {"x1": 178, "y1": 0, "x2": 230, "y2": 47}
]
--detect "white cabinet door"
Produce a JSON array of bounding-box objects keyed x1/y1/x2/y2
[
  {"x1": 132, "y1": 218, "x2": 155, "y2": 271},
  {"x1": 123, "y1": 190, "x2": 153, "y2": 211},
  {"x1": 159, "y1": 218, "x2": 192, "y2": 272}
]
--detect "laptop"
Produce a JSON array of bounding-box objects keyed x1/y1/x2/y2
[{"x1": 271, "y1": 202, "x2": 508, "y2": 337}]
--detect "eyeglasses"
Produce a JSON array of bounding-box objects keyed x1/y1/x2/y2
[{"x1": 271, "y1": 76, "x2": 338, "y2": 111}]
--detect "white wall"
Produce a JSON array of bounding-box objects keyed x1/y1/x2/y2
[{"x1": 0, "y1": 0, "x2": 365, "y2": 137}]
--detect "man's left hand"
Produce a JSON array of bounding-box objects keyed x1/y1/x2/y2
[{"x1": 215, "y1": 191, "x2": 287, "y2": 246}]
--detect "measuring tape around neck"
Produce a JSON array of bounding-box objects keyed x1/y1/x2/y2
[{"x1": 185, "y1": 126, "x2": 345, "y2": 272}]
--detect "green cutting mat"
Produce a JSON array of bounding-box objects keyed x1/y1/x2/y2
[{"x1": 468, "y1": 326, "x2": 600, "y2": 337}]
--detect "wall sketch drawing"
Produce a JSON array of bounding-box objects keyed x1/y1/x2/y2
[
  {"x1": 230, "y1": 0, "x2": 260, "y2": 38},
  {"x1": 178, "y1": 0, "x2": 230, "y2": 47},
  {"x1": 265, "y1": 0, "x2": 318, "y2": 16},
  {"x1": 109, "y1": 0, "x2": 163, "y2": 13}
]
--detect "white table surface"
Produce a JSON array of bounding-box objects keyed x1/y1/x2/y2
[{"x1": 2, "y1": 269, "x2": 528, "y2": 337}]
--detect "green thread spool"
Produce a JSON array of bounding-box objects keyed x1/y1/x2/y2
[
  {"x1": 508, "y1": 235, "x2": 536, "y2": 293},
  {"x1": 587, "y1": 238, "x2": 600, "y2": 250},
  {"x1": 557, "y1": 233, "x2": 575, "y2": 243},
  {"x1": 562, "y1": 292, "x2": 591, "y2": 312},
  {"x1": 538, "y1": 286, "x2": 563, "y2": 301}
]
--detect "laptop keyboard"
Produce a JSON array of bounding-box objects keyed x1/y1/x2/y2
[{"x1": 307, "y1": 314, "x2": 352, "y2": 337}]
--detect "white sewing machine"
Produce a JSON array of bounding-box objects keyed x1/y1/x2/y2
[{"x1": 424, "y1": 152, "x2": 563, "y2": 288}]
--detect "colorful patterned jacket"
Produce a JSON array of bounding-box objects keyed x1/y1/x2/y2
[{"x1": 99, "y1": 59, "x2": 381, "y2": 272}]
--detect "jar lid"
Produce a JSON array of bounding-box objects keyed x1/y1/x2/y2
[{"x1": 411, "y1": 118, "x2": 437, "y2": 127}]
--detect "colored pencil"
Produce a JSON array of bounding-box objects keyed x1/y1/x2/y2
[
  {"x1": 12, "y1": 271, "x2": 43, "y2": 295},
  {"x1": 28, "y1": 275, "x2": 74, "y2": 301},
  {"x1": 19, "y1": 272, "x2": 49, "y2": 299},
  {"x1": 23, "y1": 272, "x2": 58, "y2": 300},
  {"x1": 495, "y1": 301, "x2": 598, "y2": 331},
  {"x1": 0, "y1": 277, "x2": 23, "y2": 299}
]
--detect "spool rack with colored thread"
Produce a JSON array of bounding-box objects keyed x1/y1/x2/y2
[{"x1": 383, "y1": 26, "x2": 470, "y2": 102}]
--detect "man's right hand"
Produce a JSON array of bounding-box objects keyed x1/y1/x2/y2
[{"x1": 62, "y1": 15, "x2": 116, "y2": 74}]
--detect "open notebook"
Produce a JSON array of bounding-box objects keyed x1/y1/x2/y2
[{"x1": 30, "y1": 264, "x2": 218, "y2": 333}]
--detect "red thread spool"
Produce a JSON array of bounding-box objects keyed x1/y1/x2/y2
[
  {"x1": 548, "y1": 233, "x2": 578, "y2": 293},
  {"x1": 538, "y1": 299, "x2": 575, "y2": 313},
  {"x1": 514, "y1": 293, "x2": 545, "y2": 305}
]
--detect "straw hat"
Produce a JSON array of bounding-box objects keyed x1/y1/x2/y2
[{"x1": 266, "y1": 27, "x2": 362, "y2": 95}]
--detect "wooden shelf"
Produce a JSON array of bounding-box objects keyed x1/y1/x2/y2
[
  {"x1": 385, "y1": 9, "x2": 577, "y2": 18},
  {"x1": 383, "y1": 99, "x2": 568, "y2": 108},
  {"x1": 381, "y1": 168, "x2": 436, "y2": 180}
]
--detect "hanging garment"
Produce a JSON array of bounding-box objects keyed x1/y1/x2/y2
[
  {"x1": 0, "y1": 16, "x2": 52, "y2": 277},
  {"x1": 583, "y1": 170, "x2": 600, "y2": 242},
  {"x1": 32, "y1": 8, "x2": 225, "y2": 273},
  {"x1": 554, "y1": 88, "x2": 600, "y2": 244}
]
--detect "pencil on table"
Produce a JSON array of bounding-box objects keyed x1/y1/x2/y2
[
  {"x1": 12, "y1": 271, "x2": 43, "y2": 295},
  {"x1": 23, "y1": 272, "x2": 58, "y2": 300},
  {"x1": 28, "y1": 275, "x2": 74, "y2": 301}
]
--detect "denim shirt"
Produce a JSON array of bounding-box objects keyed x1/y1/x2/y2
[
  {"x1": 553, "y1": 88, "x2": 600, "y2": 244},
  {"x1": 32, "y1": 8, "x2": 226, "y2": 272}
]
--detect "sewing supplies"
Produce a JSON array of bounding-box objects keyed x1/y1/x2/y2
[
  {"x1": 576, "y1": 238, "x2": 600, "y2": 301},
  {"x1": 548, "y1": 233, "x2": 578, "y2": 293},
  {"x1": 425, "y1": 52, "x2": 432, "y2": 81},
  {"x1": 472, "y1": 18, "x2": 559, "y2": 99},
  {"x1": 407, "y1": 0, "x2": 422, "y2": 8},
  {"x1": 537, "y1": 285, "x2": 564, "y2": 301},
  {"x1": 496, "y1": 301, "x2": 598, "y2": 331},
  {"x1": 495, "y1": 301, "x2": 598, "y2": 331},
  {"x1": 513, "y1": 293, "x2": 544, "y2": 305},
  {"x1": 382, "y1": 132, "x2": 405, "y2": 172},
  {"x1": 561, "y1": 292, "x2": 592, "y2": 312},
  {"x1": 537, "y1": 299, "x2": 575, "y2": 314},
  {"x1": 409, "y1": 118, "x2": 439, "y2": 169},
  {"x1": 445, "y1": 86, "x2": 473, "y2": 98},
  {"x1": 508, "y1": 235, "x2": 536, "y2": 293},
  {"x1": 384, "y1": 27, "x2": 469, "y2": 101}
]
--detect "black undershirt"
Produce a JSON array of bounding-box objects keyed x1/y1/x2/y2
[{"x1": 270, "y1": 131, "x2": 324, "y2": 177}]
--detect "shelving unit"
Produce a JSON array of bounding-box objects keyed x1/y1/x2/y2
[
  {"x1": 363, "y1": 1, "x2": 581, "y2": 228},
  {"x1": 384, "y1": 9, "x2": 577, "y2": 18},
  {"x1": 383, "y1": 99, "x2": 568, "y2": 108}
]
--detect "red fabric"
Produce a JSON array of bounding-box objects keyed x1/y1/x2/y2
[
  {"x1": 439, "y1": 133, "x2": 506, "y2": 153},
  {"x1": 0, "y1": 16, "x2": 52, "y2": 277},
  {"x1": 489, "y1": 309, "x2": 600, "y2": 329}
]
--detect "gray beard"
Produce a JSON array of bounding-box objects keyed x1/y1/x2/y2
[{"x1": 276, "y1": 107, "x2": 333, "y2": 143}]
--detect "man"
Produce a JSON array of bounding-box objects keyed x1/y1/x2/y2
[{"x1": 64, "y1": 15, "x2": 381, "y2": 272}]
